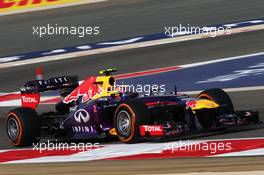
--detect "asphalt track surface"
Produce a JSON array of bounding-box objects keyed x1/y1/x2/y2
[
  {"x1": 0, "y1": 30, "x2": 263, "y2": 91},
  {"x1": 1, "y1": 0, "x2": 264, "y2": 57},
  {"x1": 0, "y1": 0, "x2": 264, "y2": 173}
]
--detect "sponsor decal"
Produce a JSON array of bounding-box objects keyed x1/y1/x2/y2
[
  {"x1": 0, "y1": 0, "x2": 80, "y2": 12},
  {"x1": 21, "y1": 94, "x2": 40, "y2": 109},
  {"x1": 74, "y1": 109, "x2": 90, "y2": 123},
  {"x1": 72, "y1": 125, "x2": 94, "y2": 133},
  {"x1": 140, "y1": 125, "x2": 163, "y2": 136}
]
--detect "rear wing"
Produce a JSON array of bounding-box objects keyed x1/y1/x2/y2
[
  {"x1": 20, "y1": 76, "x2": 78, "y2": 109},
  {"x1": 20, "y1": 76, "x2": 79, "y2": 94}
]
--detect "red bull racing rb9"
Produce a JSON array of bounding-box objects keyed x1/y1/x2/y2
[{"x1": 5, "y1": 68, "x2": 260, "y2": 146}]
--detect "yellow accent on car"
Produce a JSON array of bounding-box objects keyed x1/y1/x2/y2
[
  {"x1": 191, "y1": 99, "x2": 220, "y2": 110},
  {"x1": 91, "y1": 76, "x2": 117, "y2": 99}
]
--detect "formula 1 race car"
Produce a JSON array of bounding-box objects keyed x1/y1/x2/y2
[{"x1": 5, "y1": 68, "x2": 260, "y2": 146}]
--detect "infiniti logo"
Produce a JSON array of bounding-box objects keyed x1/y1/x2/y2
[{"x1": 74, "y1": 109, "x2": 90, "y2": 123}]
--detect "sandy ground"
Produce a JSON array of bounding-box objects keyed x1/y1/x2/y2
[{"x1": 1, "y1": 156, "x2": 264, "y2": 175}]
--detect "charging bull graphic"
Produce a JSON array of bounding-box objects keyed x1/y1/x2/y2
[{"x1": 63, "y1": 76, "x2": 103, "y2": 104}]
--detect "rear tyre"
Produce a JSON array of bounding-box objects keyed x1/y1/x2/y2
[
  {"x1": 196, "y1": 88, "x2": 234, "y2": 129},
  {"x1": 6, "y1": 107, "x2": 41, "y2": 147},
  {"x1": 114, "y1": 100, "x2": 150, "y2": 143}
]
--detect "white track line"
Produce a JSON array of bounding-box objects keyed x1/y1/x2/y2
[
  {"x1": 213, "y1": 148, "x2": 264, "y2": 157},
  {"x1": 114, "y1": 52, "x2": 264, "y2": 79},
  {"x1": 3, "y1": 138, "x2": 264, "y2": 164},
  {"x1": 0, "y1": 52, "x2": 264, "y2": 107},
  {"x1": 4, "y1": 140, "x2": 203, "y2": 164},
  {"x1": 0, "y1": 24, "x2": 264, "y2": 69},
  {"x1": 0, "y1": 0, "x2": 108, "y2": 17},
  {"x1": 179, "y1": 52, "x2": 264, "y2": 69}
]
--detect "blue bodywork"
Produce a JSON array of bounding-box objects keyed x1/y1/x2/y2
[{"x1": 62, "y1": 95, "x2": 188, "y2": 139}]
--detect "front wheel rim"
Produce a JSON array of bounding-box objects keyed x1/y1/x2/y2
[{"x1": 116, "y1": 110, "x2": 131, "y2": 137}]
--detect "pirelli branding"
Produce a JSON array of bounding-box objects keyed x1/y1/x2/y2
[{"x1": 0, "y1": 0, "x2": 81, "y2": 13}]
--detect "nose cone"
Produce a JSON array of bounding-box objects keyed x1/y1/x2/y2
[{"x1": 186, "y1": 99, "x2": 219, "y2": 110}]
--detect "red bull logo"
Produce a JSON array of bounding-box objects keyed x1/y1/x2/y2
[{"x1": 63, "y1": 76, "x2": 102, "y2": 104}]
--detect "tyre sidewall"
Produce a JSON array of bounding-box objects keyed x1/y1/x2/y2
[
  {"x1": 198, "y1": 88, "x2": 234, "y2": 113},
  {"x1": 6, "y1": 107, "x2": 40, "y2": 146},
  {"x1": 114, "y1": 100, "x2": 150, "y2": 143}
]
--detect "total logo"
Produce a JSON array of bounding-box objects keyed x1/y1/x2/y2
[
  {"x1": 74, "y1": 109, "x2": 90, "y2": 123},
  {"x1": 140, "y1": 125, "x2": 163, "y2": 136},
  {"x1": 21, "y1": 94, "x2": 40, "y2": 110},
  {"x1": 22, "y1": 96, "x2": 38, "y2": 103},
  {"x1": 142, "y1": 125, "x2": 163, "y2": 132},
  {"x1": 0, "y1": 0, "x2": 58, "y2": 9}
]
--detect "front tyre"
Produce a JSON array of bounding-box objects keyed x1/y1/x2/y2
[
  {"x1": 114, "y1": 100, "x2": 150, "y2": 143},
  {"x1": 6, "y1": 107, "x2": 41, "y2": 147},
  {"x1": 196, "y1": 88, "x2": 234, "y2": 129},
  {"x1": 197, "y1": 88, "x2": 234, "y2": 113}
]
